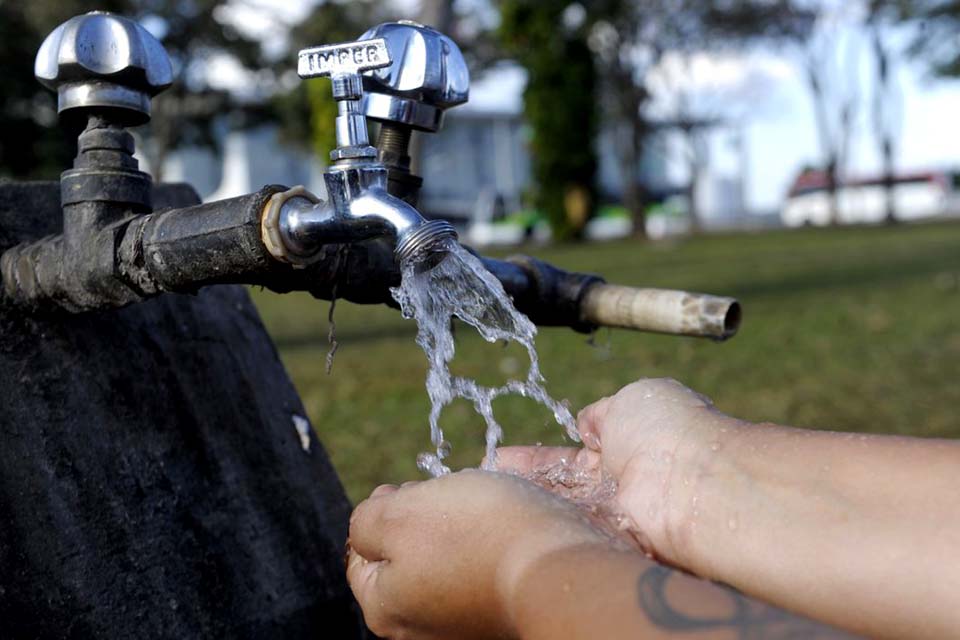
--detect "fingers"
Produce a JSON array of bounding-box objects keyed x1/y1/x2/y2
[
  {"x1": 349, "y1": 482, "x2": 422, "y2": 563},
  {"x1": 370, "y1": 483, "x2": 399, "y2": 498},
  {"x1": 492, "y1": 446, "x2": 586, "y2": 475},
  {"x1": 349, "y1": 493, "x2": 392, "y2": 562},
  {"x1": 345, "y1": 547, "x2": 391, "y2": 636},
  {"x1": 346, "y1": 546, "x2": 383, "y2": 600},
  {"x1": 577, "y1": 396, "x2": 612, "y2": 451}
]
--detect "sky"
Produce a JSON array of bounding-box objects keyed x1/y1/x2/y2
[{"x1": 216, "y1": 0, "x2": 960, "y2": 214}]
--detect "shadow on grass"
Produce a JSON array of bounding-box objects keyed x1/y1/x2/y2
[{"x1": 728, "y1": 244, "x2": 959, "y2": 301}]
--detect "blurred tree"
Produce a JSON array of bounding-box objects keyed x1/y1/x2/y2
[
  {"x1": 0, "y1": 0, "x2": 127, "y2": 179},
  {"x1": 419, "y1": 0, "x2": 455, "y2": 33},
  {"x1": 795, "y1": 5, "x2": 862, "y2": 225},
  {"x1": 584, "y1": 0, "x2": 813, "y2": 235},
  {"x1": 135, "y1": 0, "x2": 264, "y2": 182},
  {"x1": 866, "y1": 0, "x2": 907, "y2": 223},
  {"x1": 899, "y1": 0, "x2": 960, "y2": 76},
  {"x1": 499, "y1": 1, "x2": 599, "y2": 240},
  {"x1": 0, "y1": 0, "x2": 265, "y2": 182}
]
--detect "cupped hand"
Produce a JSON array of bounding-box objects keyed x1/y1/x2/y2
[
  {"x1": 495, "y1": 378, "x2": 743, "y2": 566},
  {"x1": 346, "y1": 469, "x2": 612, "y2": 640}
]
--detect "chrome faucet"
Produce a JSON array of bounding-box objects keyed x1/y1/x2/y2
[{"x1": 264, "y1": 33, "x2": 458, "y2": 267}]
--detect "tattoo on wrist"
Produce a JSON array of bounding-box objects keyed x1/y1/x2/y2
[{"x1": 637, "y1": 565, "x2": 850, "y2": 639}]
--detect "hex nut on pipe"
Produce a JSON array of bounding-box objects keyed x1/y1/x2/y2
[
  {"x1": 261, "y1": 186, "x2": 321, "y2": 267},
  {"x1": 580, "y1": 285, "x2": 742, "y2": 341}
]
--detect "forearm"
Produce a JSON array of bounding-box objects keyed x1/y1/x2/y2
[
  {"x1": 682, "y1": 422, "x2": 960, "y2": 639},
  {"x1": 507, "y1": 544, "x2": 847, "y2": 640}
]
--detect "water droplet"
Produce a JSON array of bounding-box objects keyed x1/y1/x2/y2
[
  {"x1": 437, "y1": 440, "x2": 452, "y2": 459},
  {"x1": 417, "y1": 452, "x2": 450, "y2": 476},
  {"x1": 728, "y1": 516, "x2": 738, "y2": 531},
  {"x1": 709, "y1": 441, "x2": 721, "y2": 452}
]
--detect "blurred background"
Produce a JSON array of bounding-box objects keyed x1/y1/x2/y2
[{"x1": 3, "y1": 0, "x2": 959, "y2": 501}]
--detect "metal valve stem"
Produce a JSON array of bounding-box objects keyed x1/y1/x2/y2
[
  {"x1": 331, "y1": 74, "x2": 369, "y2": 147},
  {"x1": 298, "y1": 38, "x2": 391, "y2": 161}
]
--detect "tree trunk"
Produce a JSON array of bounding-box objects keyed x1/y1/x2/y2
[
  {"x1": 871, "y1": 25, "x2": 899, "y2": 225},
  {"x1": 825, "y1": 156, "x2": 841, "y2": 226},
  {"x1": 882, "y1": 139, "x2": 897, "y2": 224},
  {"x1": 618, "y1": 120, "x2": 647, "y2": 238},
  {"x1": 804, "y1": 56, "x2": 842, "y2": 226},
  {"x1": 418, "y1": 0, "x2": 455, "y2": 32},
  {"x1": 688, "y1": 169, "x2": 701, "y2": 234}
]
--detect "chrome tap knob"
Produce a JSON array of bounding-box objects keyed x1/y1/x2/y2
[
  {"x1": 359, "y1": 21, "x2": 469, "y2": 132},
  {"x1": 298, "y1": 38, "x2": 392, "y2": 159},
  {"x1": 34, "y1": 11, "x2": 173, "y2": 125}
]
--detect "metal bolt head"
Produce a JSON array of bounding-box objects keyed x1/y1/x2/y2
[
  {"x1": 359, "y1": 21, "x2": 469, "y2": 132},
  {"x1": 35, "y1": 11, "x2": 173, "y2": 125}
]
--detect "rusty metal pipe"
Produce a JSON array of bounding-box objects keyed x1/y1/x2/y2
[{"x1": 579, "y1": 284, "x2": 741, "y2": 341}]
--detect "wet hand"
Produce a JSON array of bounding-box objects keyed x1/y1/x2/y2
[
  {"x1": 497, "y1": 378, "x2": 742, "y2": 567},
  {"x1": 346, "y1": 469, "x2": 610, "y2": 640}
]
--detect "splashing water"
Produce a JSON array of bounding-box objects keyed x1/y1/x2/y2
[
  {"x1": 391, "y1": 238, "x2": 579, "y2": 476},
  {"x1": 512, "y1": 456, "x2": 652, "y2": 553}
]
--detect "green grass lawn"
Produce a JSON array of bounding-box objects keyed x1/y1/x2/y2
[{"x1": 251, "y1": 221, "x2": 960, "y2": 503}]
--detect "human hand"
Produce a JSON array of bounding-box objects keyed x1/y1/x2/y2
[
  {"x1": 496, "y1": 378, "x2": 743, "y2": 567},
  {"x1": 345, "y1": 469, "x2": 612, "y2": 640}
]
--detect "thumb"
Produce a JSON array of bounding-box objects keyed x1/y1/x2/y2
[
  {"x1": 346, "y1": 546, "x2": 389, "y2": 628},
  {"x1": 577, "y1": 396, "x2": 612, "y2": 452}
]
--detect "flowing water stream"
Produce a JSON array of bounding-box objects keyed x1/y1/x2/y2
[
  {"x1": 391, "y1": 238, "x2": 579, "y2": 476},
  {"x1": 390, "y1": 239, "x2": 647, "y2": 550}
]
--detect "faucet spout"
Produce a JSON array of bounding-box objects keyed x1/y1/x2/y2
[{"x1": 276, "y1": 183, "x2": 456, "y2": 265}]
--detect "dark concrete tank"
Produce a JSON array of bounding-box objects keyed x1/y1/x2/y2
[{"x1": 0, "y1": 181, "x2": 367, "y2": 639}]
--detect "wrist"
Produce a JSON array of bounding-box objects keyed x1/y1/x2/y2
[
  {"x1": 667, "y1": 416, "x2": 781, "y2": 580},
  {"x1": 503, "y1": 542, "x2": 646, "y2": 640},
  {"x1": 496, "y1": 524, "x2": 612, "y2": 635},
  {"x1": 635, "y1": 409, "x2": 754, "y2": 571}
]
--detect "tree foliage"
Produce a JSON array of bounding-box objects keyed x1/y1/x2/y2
[
  {"x1": 896, "y1": 0, "x2": 960, "y2": 76},
  {"x1": 499, "y1": 1, "x2": 599, "y2": 240},
  {"x1": 0, "y1": 0, "x2": 126, "y2": 178},
  {"x1": 550, "y1": 0, "x2": 814, "y2": 235},
  {"x1": 0, "y1": 0, "x2": 264, "y2": 181}
]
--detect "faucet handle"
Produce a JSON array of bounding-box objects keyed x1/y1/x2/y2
[
  {"x1": 359, "y1": 21, "x2": 469, "y2": 133},
  {"x1": 298, "y1": 39, "x2": 392, "y2": 157},
  {"x1": 35, "y1": 11, "x2": 173, "y2": 126},
  {"x1": 298, "y1": 39, "x2": 391, "y2": 82}
]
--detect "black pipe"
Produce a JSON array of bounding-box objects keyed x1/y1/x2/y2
[
  {"x1": 121, "y1": 192, "x2": 604, "y2": 332},
  {"x1": 2, "y1": 182, "x2": 605, "y2": 332},
  {"x1": 481, "y1": 255, "x2": 603, "y2": 333},
  {"x1": 119, "y1": 186, "x2": 285, "y2": 295}
]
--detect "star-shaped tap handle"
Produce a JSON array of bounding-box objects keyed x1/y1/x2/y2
[{"x1": 298, "y1": 38, "x2": 392, "y2": 159}]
